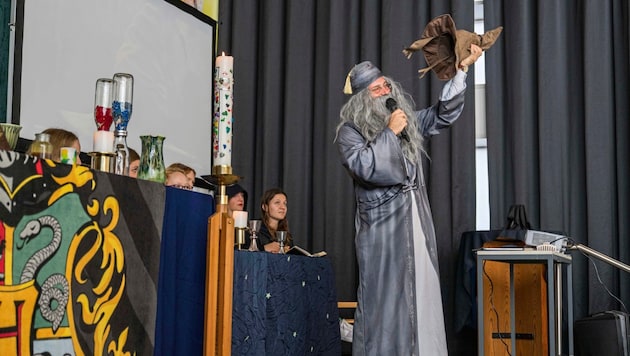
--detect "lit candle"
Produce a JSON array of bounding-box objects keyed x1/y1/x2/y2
[
  {"x1": 213, "y1": 52, "x2": 234, "y2": 168},
  {"x1": 93, "y1": 130, "x2": 114, "y2": 153}
]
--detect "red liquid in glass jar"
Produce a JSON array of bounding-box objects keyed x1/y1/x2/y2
[{"x1": 94, "y1": 106, "x2": 113, "y2": 131}]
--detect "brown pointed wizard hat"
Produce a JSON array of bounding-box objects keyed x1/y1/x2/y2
[{"x1": 402, "y1": 14, "x2": 503, "y2": 80}]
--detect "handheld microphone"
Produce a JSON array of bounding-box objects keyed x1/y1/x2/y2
[{"x1": 385, "y1": 98, "x2": 409, "y2": 142}]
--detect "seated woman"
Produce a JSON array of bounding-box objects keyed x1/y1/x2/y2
[
  {"x1": 223, "y1": 183, "x2": 252, "y2": 248},
  {"x1": 128, "y1": 147, "x2": 140, "y2": 178},
  {"x1": 164, "y1": 163, "x2": 196, "y2": 189},
  {"x1": 258, "y1": 188, "x2": 292, "y2": 253},
  {"x1": 224, "y1": 183, "x2": 248, "y2": 216},
  {"x1": 27, "y1": 128, "x2": 82, "y2": 165}
]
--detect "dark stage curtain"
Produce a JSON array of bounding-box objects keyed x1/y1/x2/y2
[
  {"x1": 484, "y1": 0, "x2": 630, "y2": 319},
  {"x1": 217, "y1": 1, "x2": 478, "y2": 354}
]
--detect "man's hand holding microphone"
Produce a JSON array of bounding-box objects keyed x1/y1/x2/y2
[{"x1": 386, "y1": 98, "x2": 409, "y2": 141}]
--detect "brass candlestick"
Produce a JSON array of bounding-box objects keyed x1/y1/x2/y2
[
  {"x1": 88, "y1": 152, "x2": 116, "y2": 173},
  {"x1": 205, "y1": 165, "x2": 241, "y2": 213},
  {"x1": 234, "y1": 227, "x2": 247, "y2": 250}
]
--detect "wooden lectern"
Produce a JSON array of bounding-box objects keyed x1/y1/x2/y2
[
  {"x1": 477, "y1": 248, "x2": 573, "y2": 356},
  {"x1": 482, "y1": 259, "x2": 548, "y2": 355}
]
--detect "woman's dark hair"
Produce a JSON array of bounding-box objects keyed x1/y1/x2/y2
[
  {"x1": 260, "y1": 188, "x2": 292, "y2": 245},
  {"x1": 226, "y1": 183, "x2": 248, "y2": 210},
  {"x1": 128, "y1": 147, "x2": 140, "y2": 162}
]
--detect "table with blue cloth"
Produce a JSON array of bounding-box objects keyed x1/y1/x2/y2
[
  {"x1": 231, "y1": 250, "x2": 341, "y2": 355},
  {"x1": 155, "y1": 188, "x2": 341, "y2": 355}
]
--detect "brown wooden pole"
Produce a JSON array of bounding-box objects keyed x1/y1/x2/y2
[
  {"x1": 217, "y1": 214, "x2": 234, "y2": 355},
  {"x1": 203, "y1": 213, "x2": 221, "y2": 355},
  {"x1": 203, "y1": 181, "x2": 235, "y2": 355}
]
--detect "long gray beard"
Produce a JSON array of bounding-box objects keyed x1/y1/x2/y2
[{"x1": 337, "y1": 77, "x2": 423, "y2": 163}]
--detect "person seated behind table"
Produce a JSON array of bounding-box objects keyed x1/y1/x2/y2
[
  {"x1": 164, "y1": 163, "x2": 196, "y2": 189},
  {"x1": 26, "y1": 128, "x2": 82, "y2": 165},
  {"x1": 224, "y1": 183, "x2": 248, "y2": 216},
  {"x1": 172, "y1": 162, "x2": 196, "y2": 186},
  {"x1": 258, "y1": 188, "x2": 292, "y2": 253},
  {"x1": 223, "y1": 183, "x2": 254, "y2": 248},
  {"x1": 128, "y1": 147, "x2": 140, "y2": 178}
]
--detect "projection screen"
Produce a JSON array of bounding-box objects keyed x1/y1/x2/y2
[{"x1": 14, "y1": 0, "x2": 216, "y2": 175}]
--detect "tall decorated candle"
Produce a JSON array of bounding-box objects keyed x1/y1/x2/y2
[{"x1": 213, "y1": 53, "x2": 233, "y2": 168}]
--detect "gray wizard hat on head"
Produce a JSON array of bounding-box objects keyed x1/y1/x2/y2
[{"x1": 343, "y1": 61, "x2": 382, "y2": 95}]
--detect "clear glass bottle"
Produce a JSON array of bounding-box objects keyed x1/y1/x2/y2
[
  {"x1": 31, "y1": 133, "x2": 53, "y2": 159},
  {"x1": 113, "y1": 130, "x2": 130, "y2": 175},
  {"x1": 94, "y1": 78, "x2": 114, "y2": 131},
  {"x1": 112, "y1": 73, "x2": 133, "y2": 132}
]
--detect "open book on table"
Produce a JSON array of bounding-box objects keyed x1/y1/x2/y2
[{"x1": 287, "y1": 245, "x2": 327, "y2": 257}]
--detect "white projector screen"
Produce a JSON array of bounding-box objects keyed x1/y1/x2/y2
[{"x1": 15, "y1": 0, "x2": 216, "y2": 175}]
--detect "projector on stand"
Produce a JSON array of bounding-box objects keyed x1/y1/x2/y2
[{"x1": 524, "y1": 230, "x2": 567, "y2": 252}]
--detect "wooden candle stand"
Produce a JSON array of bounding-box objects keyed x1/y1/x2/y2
[{"x1": 203, "y1": 167, "x2": 240, "y2": 356}]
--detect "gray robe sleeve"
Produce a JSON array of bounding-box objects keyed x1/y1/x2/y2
[
  {"x1": 336, "y1": 124, "x2": 407, "y2": 188},
  {"x1": 416, "y1": 70, "x2": 467, "y2": 137}
]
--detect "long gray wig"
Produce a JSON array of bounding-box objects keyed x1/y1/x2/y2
[{"x1": 336, "y1": 77, "x2": 424, "y2": 163}]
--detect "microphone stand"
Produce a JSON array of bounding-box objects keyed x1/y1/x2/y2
[{"x1": 566, "y1": 242, "x2": 630, "y2": 273}]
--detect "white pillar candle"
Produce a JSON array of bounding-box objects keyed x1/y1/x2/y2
[
  {"x1": 93, "y1": 130, "x2": 114, "y2": 153},
  {"x1": 213, "y1": 53, "x2": 234, "y2": 168},
  {"x1": 233, "y1": 210, "x2": 248, "y2": 228}
]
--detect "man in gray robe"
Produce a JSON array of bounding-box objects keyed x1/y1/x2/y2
[{"x1": 335, "y1": 45, "x2": 481, "y2": 355}]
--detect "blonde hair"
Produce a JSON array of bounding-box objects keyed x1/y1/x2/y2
[{"x1": 165, "y1": 162, "x2": 196, "y2": 178}]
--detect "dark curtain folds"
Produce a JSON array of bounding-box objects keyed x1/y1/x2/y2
[
  {"x1": 485, "y1": 0, "x2": 630, "y2": 319},
  {"x1": 218, "y1": 0, "x2": 477, "y2": 354}
]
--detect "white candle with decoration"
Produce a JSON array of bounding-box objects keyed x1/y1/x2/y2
[{"x1": 213, "y1": 52, "x2": 234, "y2": 168}]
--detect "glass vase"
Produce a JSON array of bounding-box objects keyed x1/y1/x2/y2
[{"x1": 138, "y1": 135, "x2": 166, "y2": 183}]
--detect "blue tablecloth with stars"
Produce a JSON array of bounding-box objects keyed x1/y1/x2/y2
[{"x1": 232, "y1": 250, "x2": 341, "y2": 355}]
